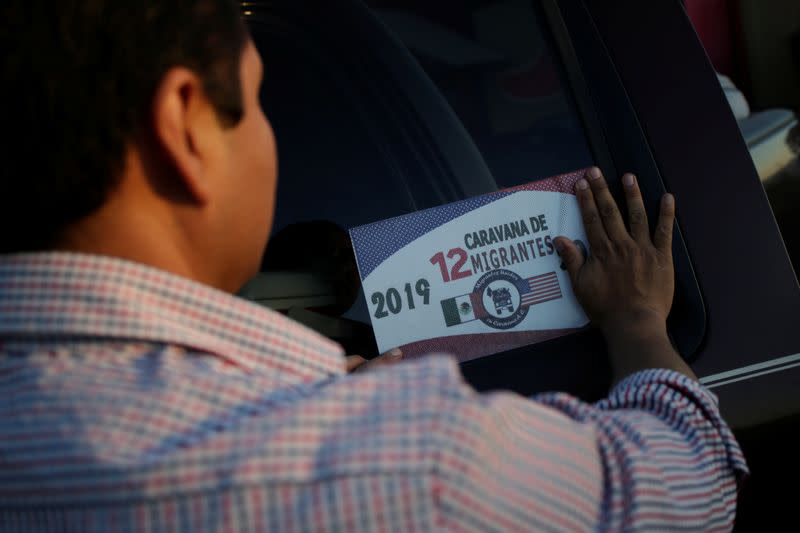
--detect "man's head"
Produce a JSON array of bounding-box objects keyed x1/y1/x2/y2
[{"x1": 0, "y1": 0, "x2": 278, "y2": 292}]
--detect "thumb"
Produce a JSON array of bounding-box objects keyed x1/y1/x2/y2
[
  {"x1": 345, "y1": 355, "x2": 368, "y2": 373},
  {"x1": 555, "y1": 237, "x2": 585, "y2": 282},
  {"x1": 363, "y1": 348, "x2": 403, "y2": 370},
  {"x1": 348, "y1": 348, "x2": 403, "y2": 374}
]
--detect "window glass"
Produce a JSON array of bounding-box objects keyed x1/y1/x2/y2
[
  {"x1": 744, "y1": 110, "x2": 800, "y2": 276},
  {"x1": 245, "y1": 0, "x2": 598, "y2": 352},
  {"x1": 368, "y1": 0, "x2": 594, "y2": 189},
  {"x1": 687, "y1": 1, "x2": 800, "y2": 277},
  {"x1": 251, "y1": 0, "x2": 594, "y2": 236}
]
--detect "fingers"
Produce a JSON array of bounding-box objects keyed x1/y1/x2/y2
[
  {"x1": 585, "y1": 167, "x2": 629, "y2": 243},
  {"x1": 555, "y1": 237, "x2": 585, "y2": 283},
  {"x1": 621, "y1": 173, "x2": 650, "y2": 244},
  {"x1": 345, "y1": 355, "x2": 367, "y2": 373},
  {"x1": 346, "y1": 348, "x2": 403, "y2": 373},
  {"x1": 653, "y1": 194, "x2": 675, "y2": 254},
  {"x1": 575, "y1": 175, "x2": 611, "y2": 252},
  {"x1": 374, "y1": 348, "x2": 403, "y2": 365}
]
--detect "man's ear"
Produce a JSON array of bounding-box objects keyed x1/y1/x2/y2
[{"x1": 149, "y1": 67, "x2": 222, "y2": 205}]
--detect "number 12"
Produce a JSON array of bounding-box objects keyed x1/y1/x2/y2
[{"x1": 430, "y1": 248, "x2": 472, "y2": 283}]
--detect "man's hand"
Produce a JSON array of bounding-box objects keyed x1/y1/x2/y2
[
  {"x1": 346, "y1": 348, "x2": 403, "y2": 373},
  {"x1": 555, "y1": 168, "x2": 696, "y2": 384},
  {"x1": 557, "y1": 167, "x2": 675, "y2": 331}
]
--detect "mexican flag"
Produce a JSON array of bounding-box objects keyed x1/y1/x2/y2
[{"x1": 441, "y1": 293, "x2": 489, "y2": 327}]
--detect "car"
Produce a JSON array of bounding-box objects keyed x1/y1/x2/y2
[{"x1": 238, "y1": 1, "x2": 800, "y2": 527}]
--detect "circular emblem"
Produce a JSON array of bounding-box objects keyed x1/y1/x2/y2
[{"x1": 473, "y1": 269, "x2": 529, "y2": 330}]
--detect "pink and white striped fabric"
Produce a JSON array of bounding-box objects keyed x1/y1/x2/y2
[{"x1": 0, "y1": 253, "x2": 748, "y2": 531}]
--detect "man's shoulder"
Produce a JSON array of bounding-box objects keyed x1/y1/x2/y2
[
  {"x1": 177, "y1": 354, "x2": 483, "y2": 486},
  {"x1": 344, "y1": 353, "x2": 471, "y2": 398},
  {"x1": 0, "y1": 348, "x2": 475, "y2": 504},
  {"x1": 271, "y1": 354, "x2": 476, "y2": 459}
]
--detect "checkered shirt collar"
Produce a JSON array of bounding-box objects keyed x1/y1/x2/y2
[{"x1": 0, "y1": 252, "x2": 346, "y2": 381}]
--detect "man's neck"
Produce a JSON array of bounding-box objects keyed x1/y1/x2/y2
[{"x1": 56, "y1": 190, "x2": 222, "y2": 291}]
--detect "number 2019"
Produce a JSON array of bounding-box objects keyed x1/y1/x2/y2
[{"x1": 371, "y1": 279, "x2": 430, "y2": 319}]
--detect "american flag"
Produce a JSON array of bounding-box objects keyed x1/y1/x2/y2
[{"x1": 517, "y1": 271, "x2": 562, "y2": 307}]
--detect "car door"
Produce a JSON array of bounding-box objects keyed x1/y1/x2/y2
[{"x1": 241, "y1": 0, "x2": 800, "y2": 423}]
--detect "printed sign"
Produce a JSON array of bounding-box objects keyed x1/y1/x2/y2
[{"x1": 349, "y1": 169, "x2": 590, "y2": 363}]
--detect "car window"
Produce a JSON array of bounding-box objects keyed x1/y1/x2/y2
[
  {"x1": 685, "y1": 0, "x2": 800, "y2": 276},
  {"x1": 368, "y1": 0, "x2": 594, "y2": 189},
  {"x1": 250, "y1": 0, "x2": 594, "y2": 235},
  {"x1": 244, "y1": 0, "x2": 598, "y2": 354}
]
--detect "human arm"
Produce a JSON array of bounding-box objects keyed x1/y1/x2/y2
[
  {"x1": 426, "y1": 361, "x2": 748, "y2": 531},
  {"x1": 555, "y1": 167, "x2": 695, "y2": 384}
]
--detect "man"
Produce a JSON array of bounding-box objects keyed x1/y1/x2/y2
[{"x1": 0, "y1": 1, "x2": 747, "y2": 531}]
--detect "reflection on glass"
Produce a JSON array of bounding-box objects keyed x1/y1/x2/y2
[
  {"x1": 372, "y1": 0, "x2": 595, "y2": 187},
  {"x1": 718, "y1": 73, "x2": 800, "y2": 274}
]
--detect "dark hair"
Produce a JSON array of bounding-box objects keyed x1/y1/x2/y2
[{"x1": 0, "y1": 0, "x2": 248, "y2": 252}]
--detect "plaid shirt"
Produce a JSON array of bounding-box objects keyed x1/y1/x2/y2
[{"x1": 0, "y1": 253, "x2": 748, "y2": 532}]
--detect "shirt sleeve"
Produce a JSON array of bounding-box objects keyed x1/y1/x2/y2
[
  {"x1": 432, "y1": 367, "x2": 749, "y2": 532},
  {"x1": 539, "y1": 369, "x2": 748, "y2": 531}
]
